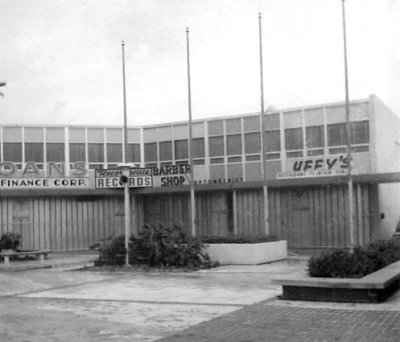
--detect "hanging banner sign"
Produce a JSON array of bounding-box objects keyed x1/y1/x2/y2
[
  {"x1": 0, "y1": 178, "x2": 89, "y2": 189},
  {"x1": 95, "y1": 168, "x2": 153, "y2": 189}
]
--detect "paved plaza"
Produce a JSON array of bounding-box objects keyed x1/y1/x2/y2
[{"x1": 0, "y1": 252, "x2": 400, "y2": 341}]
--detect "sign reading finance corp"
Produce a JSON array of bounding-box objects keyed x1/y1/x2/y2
[
  {"x1": 95, "y1": 168, "x2": 153, "y2": 189},
  {"x1": 0, "y1": 178, "x2": 89, "y2": 189}
]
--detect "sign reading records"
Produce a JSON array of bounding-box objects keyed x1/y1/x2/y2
[{"x1": 95, "y1": 168, "x2": 153, "y2": 189}]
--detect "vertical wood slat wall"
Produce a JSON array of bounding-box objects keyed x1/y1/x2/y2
[
  {"x1": 142, "y1": 193, "x2": 190, "y2": 234},
  {"x1": 0, "y1": 196, "x2": 124, "y2": 251},
  {"x1": 141, "y1": 185, "x2": 374, "y2": 248},
  {"x1": 142, "y1": 192, "x2": 230, "y2": 237},
  {"x1": 0, "y1": 184, "x2": 376, "y2": 251},
  {"x1": 235, "y1": 184, "x2": 374, "y2": 249}
]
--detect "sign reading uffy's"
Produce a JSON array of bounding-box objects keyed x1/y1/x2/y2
[{"x1": 278, "y1": 155, "x2": 349, "y2": 179}]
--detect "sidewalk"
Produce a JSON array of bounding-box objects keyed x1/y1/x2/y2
[
  {"x1": 157, "y1": 259, "x2": 400, "y2": 342},
  {"x1": 1, "y1": 253, "x2": 400, "y2": 341},
  {"x1": 0, "y1": 250, "x2": 97, "y2": 272},
  {"x1": 156, "y1": 299, "x2": 400, "y2": 342}
]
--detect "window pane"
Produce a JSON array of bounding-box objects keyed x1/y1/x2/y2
[
  {"x1": 264, "y1": 113, "x2": 280, "y2": 130},
  {"x1": 328, "y1": 123, "x2": 346, "y2": 146},
  {"x1": 244, "y1": 132, "x2": 260, "y2": 154},
  {"x1": 266, "y1": 130, "x2": 281, "y2": 152},
  {"x1": 46, "y1": 143, "x2": 65, "y2": 162},
  {"x1": 107, "y1": 143, "x2": 122, "y2": 163},
  {"x1": 227, "y1": 134, "x2": 242, "y2": 155},
  {"x1": 193, "y1": 138, "x2": 205, "y2": 158},
  {"x1": 25, "y1": 143, "x2": 44, "y2": 162},
  {"x1": 208, "y1": 120, "x2": 223, "y2": 136},
  {"x1": 209, "y1": 136, "x2": 224, "y2": 157},
  {"x1": 144, "y1": 143, "x2": 157, "y2": 162},
  {"x1": 69, "y1": 143, "x2": 85, "y2": 162},
  {"x1": 306, "y1": 126, "x2": 324, "y2": 148},
  {"x1": 243, "y1": 116, "x2": 260, "y2": 132},
  {"x1": 351, "y1": 121, "x2": 369, "y2": 144},
  {"x1": 3, "y1": 143, "x2": 22, "y2": 162},
  {"x1": 88, "y1": 143, "x2": 104, "y2": 162},
  {"x1": 159, "y1": 141, "x2": 172, "y2": 161},
  {"x1": 175, "y1": 139, "x2": 188, "y2": 160},
  {"x1": 126, "y1": 143, "x2": 140, "y2": 163},
  {"x1": 226, "y1": 118, "x2": 241, "y2": 134},
  {"x1": 285, "y1": 128, "x2": 303, "y2": 150}
]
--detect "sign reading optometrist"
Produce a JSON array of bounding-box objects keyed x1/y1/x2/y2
[{"x1": 95, "y1": 168, "x2": 153, "y2": 189}]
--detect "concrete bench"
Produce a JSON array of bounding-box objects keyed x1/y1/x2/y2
[
  {"x1": 272, "y1": 260, "x2": 400, "y2": 303},
  {"x1": 0, "y1": 250, "x2": 52, "y2": 264}
]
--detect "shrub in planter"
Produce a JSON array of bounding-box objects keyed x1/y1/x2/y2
[
  {"x1": 0, "y1": 232, "x2": 22, "y2": 251},
  {"x1": 200, "y1": 235, "x2": 277, "y2": 244},
  {"x1": 97, "y1": 234, "x2": 126, "y2": 266},
  {"x1": 130, "y1": 223, "x2": 212, "y2": 268},
  {"x1": 308, "y1": 248, "x2": 369, "y2": 278},
  {"x1": 96, "y1": 224, "x2": 214, "y2": 268},
  {"x1": 308, "y1": 238, "x2": 400, "y2": 278}
]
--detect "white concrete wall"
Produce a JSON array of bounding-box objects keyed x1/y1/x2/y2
[
  {"x1": 203, "y1": 240, "x2": 287, "y2": 265},
  {"x1": 370, "y1": 95, "x2": 400, "y2": 173},
  {"x1": 370, "y1": 95, "x2": 400, "y2": 239},
  {"x1": 378, "y1": 183, "x2": 400, "y2": 239}
]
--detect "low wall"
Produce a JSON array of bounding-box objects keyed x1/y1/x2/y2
[
  {"x1": 272, "y1": 260, "x2": 400, "y2": 303},
  {"x1": 203, "y1": 240, "x2": 287, "y2": 265}
]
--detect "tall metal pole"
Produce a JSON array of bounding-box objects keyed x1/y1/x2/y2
[
  {"x1": 121, "y1": 40, "x2": 131, "y2": 265},
  {"x1": 341, "y1": 0, "x2": 355, "y2": 249},
  {"x1": 0, "y1": 82, "x2": 6, "y2": 97},
  {"x1": 186, "y1": 28, "x2": 196, "y2": 236},
  {"x1": 258, "y1": 13, "x2": 270, "y2": 235}
]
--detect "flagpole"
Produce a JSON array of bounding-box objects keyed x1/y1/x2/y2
[
  {"x1": 121, "y1": 40, "x2": 131, "y2": 265},
  {"x1": 0, "y1": 82, "x2": 6, "y2": 97},
  {"x1": 341, "y1": 0, "x2": 355, "y2": 250},
  {"x1": 186, "y1": 27, "x2": 196, "y2": 236},
  {"x1": 258, "y1": 13, "x2": 270, "y2": 235}
]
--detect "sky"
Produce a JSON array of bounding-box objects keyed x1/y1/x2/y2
[{"x1": 0, "y1": 0, "x2": 399, "y2": 126}]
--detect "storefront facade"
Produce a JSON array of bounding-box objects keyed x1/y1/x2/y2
[{"x1": 1, "y1": 95, "x2": 399, "y2": 251}]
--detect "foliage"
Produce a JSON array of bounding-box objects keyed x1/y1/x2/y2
[
  {"x1": 0, "y1": 232, "x2": 22, "y2": 251},
  {"x1": 97, "y1": 235, "x2": 126, "y2": 265},
  {"x1": 200, "y1": 235, "x2": 277, "y2": 244},
  {"x1": 96, "y1": 224, "x2": 215, "y2": 269},
  {"x1": 308, "y1": 238, "x2": 400, "y2": 278}
]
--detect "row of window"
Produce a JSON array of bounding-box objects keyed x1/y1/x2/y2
[
  {"x1": 0, "y1": 121, "x2": 369, "y2": 165},
  {"x1": 0, "y1": 143, "x2": 140, "y2": 163},
  {"x1": 144, "y1": 121, "x2": 369, "y2": 164}
]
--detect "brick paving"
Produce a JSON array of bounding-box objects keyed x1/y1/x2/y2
[{"x1": 156, "y1": 300, "x2": 400, "y2": 342}]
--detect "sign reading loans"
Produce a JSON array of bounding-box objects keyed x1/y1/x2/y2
[{"x1": 95, "y1": 168, "x2": 153, "y2": 189}]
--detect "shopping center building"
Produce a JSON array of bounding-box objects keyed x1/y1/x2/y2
[{"x1": 1, "y1": 94, "x2": 400, "y2": 251}]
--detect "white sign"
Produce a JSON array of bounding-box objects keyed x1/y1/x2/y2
[
  {"x1": 95, "y1": 168, "x2": 153, "y2": 189},
  {"x1": 277, "y1": 169, "x2": 348, "y2": 179},
  {"x1": 0, "y1": 178, "x2": 89, "y2": 189}
]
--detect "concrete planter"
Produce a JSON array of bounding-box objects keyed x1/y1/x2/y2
[
  {"x1": 203, "y1": 240, "x2": 287, "y2": 265},
  {"x1": 272, "y1": 260, "x2": 400, "y2": 303}
]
